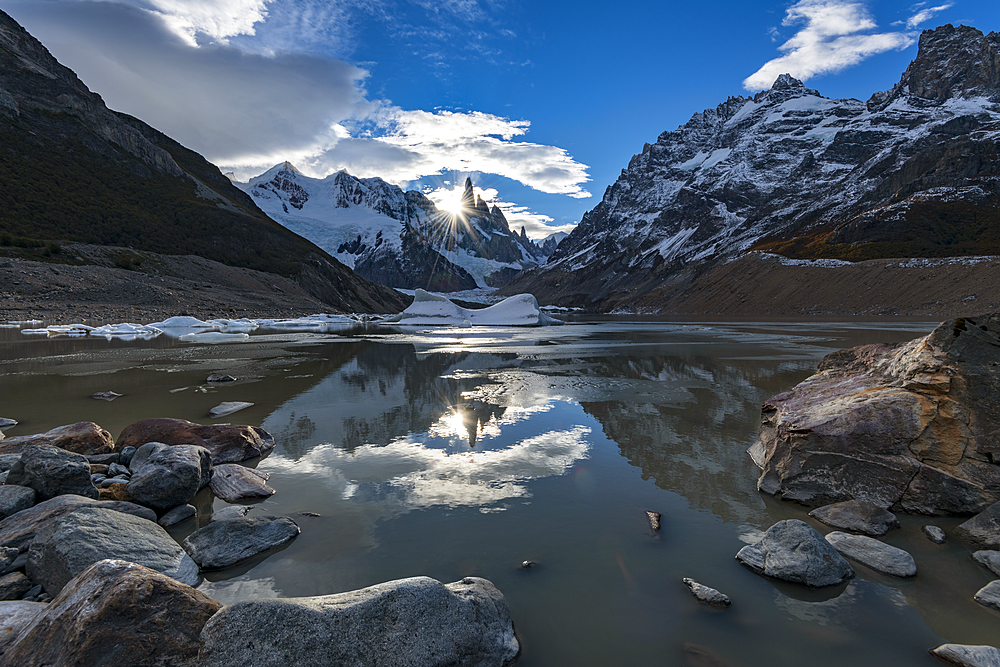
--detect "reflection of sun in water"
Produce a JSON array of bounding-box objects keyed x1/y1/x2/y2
[{"x1": 428, "y1": 186, "x2": 466, "y2": 217}]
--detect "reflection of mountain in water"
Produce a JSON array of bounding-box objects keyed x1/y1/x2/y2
[
  {"x1": 263, "y1": 343, "x2": 519, "y2": 458},
  {"x1": 574, "y1": 354, "x2": 815, "y2": 523}
]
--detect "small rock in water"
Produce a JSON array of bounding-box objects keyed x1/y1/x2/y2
[
  {"x1": 923, "y1": 525, "x2": 947, "y2": 544},
  {"x1": 974, "y1": 580, "x2": 1000, "y2": 612},
  {"x1": 808, "y1": 500, "x2": 899, "y2": 537},
  {"x1": 299, "y1": 512, "x2": 321, "y2": 517},
  {"x1": 208, "y1": 402, "x2": 254, "y2": 418},
  {"x1": 0, "y1": 419, "x2": 17, "y2": 430},
  {"x1": 91, "y1": 391, "x2": 122, "y2": 401},
  {"x1": 118, "y1": 446, "x2": 137, "y2": 468},
  {"x1": 520, "y1": 560, "x2": 534, "y2": 569},
  {"x1": 647, "y1": 510, "x2": 661, "y2": 532},
  {"x1": 973, "y1": 551, "x2": 1000, "y2": 576},
  {"x1": 930, "y1": 643, "x2": 1000, "y2": 667},
  {"x1": 682, "y1": 578, "x2": 731, "y2": 608},
  {"x1": 736, "y1": 519, "x2": 853, "y2": 588},
  {"x1": 206, "y1": 374, "x2": 237, "y2": 383},
  {"x1": 825, "y1": 531, "x2": 917, "y2": 578}
]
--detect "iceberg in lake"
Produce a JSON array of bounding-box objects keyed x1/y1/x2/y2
[{"x1": 380, "y1": 290, "x2": 561, "y2": 327}]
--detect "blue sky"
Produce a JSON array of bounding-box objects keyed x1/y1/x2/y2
[{"x1": 4, "y1": 0, "x2": 996, "y2": 238}]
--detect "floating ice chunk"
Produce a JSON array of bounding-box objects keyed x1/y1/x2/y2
[
  {"x1": 209, "y1": 401, "x2": 255, "y2": 418},
  {"x1": 151, "y1": 316, "x2": 216, "y2": 329},
  {"x1": 178, "y1": 332, "x2": 251, "y2": 343},
  {"x1": 90, "y1": 323, "x2": 163, "y2": 340},
  {"x1": 21, "y1": 323, "x2": 94, "y2": 336},
  {"x1": 256, "y1": 313, "x2": 360, "y2": 331},
  {"x1": 204, "y1": 318, "x2": 259, "y2": 332},
  {"x1": 380, "y1": 290, "x2": 561, "y2": 327}
]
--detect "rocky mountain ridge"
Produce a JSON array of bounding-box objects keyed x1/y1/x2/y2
[
  {"x1": 506, "y1": 24, "x2": 1000, "y2": 311},
  {"x1": 242, "y1": 167, "x2": 549, "y2": 291}
]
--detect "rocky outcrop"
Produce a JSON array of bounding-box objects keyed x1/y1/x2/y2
[
  {"x1": 750, "y1": 314, "x2": 1000, "y2": 515},
  {"x1": 5, "y1": 445, "x2": 98, "y2": 501},
  {"x1": 116, "y1": 418, "x2": 275, "y2": 464},
  {"x1": 736, "y1": 520, "x2": 854, "y2": 588},
  {"x1": 198, "y1": 576, "x2": 519, "y2": 667},
  {"x1": 0, "y1": 422, "x2": 114, "y2": 456},
  {"x1": 26, "y1": 507, "x2": 199, "y2": 595},
  {"x1": 4, "y1": 559, "x2": 220, "y2": 667}
]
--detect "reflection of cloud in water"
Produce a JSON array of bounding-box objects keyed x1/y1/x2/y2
[{"x1": 265, "y1": 426, "x2": 591, "y2": 512}]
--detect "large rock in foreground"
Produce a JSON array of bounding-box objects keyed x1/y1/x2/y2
[
  {"x1": 749, "y1": 315, "x2": 1000, "y2": 515},
  {"x1": 0, "y1": 422, "x2": 114, "y2": 456},
  {"x1": 736, "y1": 519, "x2": 854, "y2": 588},
  {"x1": 199, "y1": 576, "x2": 519, "y2": 667},
  {"x1": 5, "y1": 560, "x2": 221, "y2": 667},
  {"x1": 117, "y1": 418, "x2": 275, "y2": 464}
]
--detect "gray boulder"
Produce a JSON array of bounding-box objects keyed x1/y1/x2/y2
[
  {"x1": 159, "y1": 504, "x2": 197, "y2": 528},
  {"x1": 974, "y1": 580, "x2": 1000, "y2": 611},
  {"x1": 183, "y1": 516, "x2": 299, "y2": 570},
  {"x1": 955, "y1": 502, "x2": 1000, "y2": 550},
  {"x1": 199, "y1": 576, "x2": 519, "y2": 667},
  {"x1": 0, "y1": 600, "x2": 47, "y2": 655},
  {"x1": 736, "y1": 519, "x2": 854, "y2": 588},
  {"x1": 923, "y1": 525, "x2": 947, "y2": 544},
  {"x1": 808, "y1": 500, "x2": 899, "y2": 536},
  {"x1": 682, "y1": 578, "x2": 731, "y2": 608},
  {"x1": 930, "y1": 644, "x2": 1000, "y2": 667},
  {"x1": 0, "y1": 422, "x2": 115, "y2": 456},
  {"x1": 126, "y1": 444, "x2": 212, "y2": 511},
  {"x1": 750, "y1": 317, "x2": 1000, "y2": 515},
  {"x1": 127, "y1": 441, "x2": 169, "y2": 473},
  {"x1": 0, "y1": 495, "x2": 156, "y2": 555},
  {"x1": 5, "y1": 445, "x2": 98, "y2": 501},
  {"x1": 0, "y1": 486, "x2": 35, "y2": 520},
  {"x1": 209, "y1": 464, "x2": 274, "y2": 503},
  {"x1": 825, "y1": 531, "x2": 917, "y2": 577},
  {"x1": 5, "y1": 559, "x2": 221, "y2": 667},
  {"x1": 973, "y1": 551, "x2": 1000, "y2": 576},
  {"x1": 26, "y1": 506, "x2": 199, "y2": 595},
  {"x1": 0, "y1": 572, "x2": 31, "y2": 601}
]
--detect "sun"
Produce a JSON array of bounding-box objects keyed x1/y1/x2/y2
[{"x1": 428, "y1": 186, "x2": 466, "y2": 217}]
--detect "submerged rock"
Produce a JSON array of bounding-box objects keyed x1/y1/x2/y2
[
  {"x1": 749, "y1": 316, "x2": 1000, "y2": 515},
  {"x1": 930, "y1": 643, "x2": 1000, "y2": 667},
  {"x1": 183, "y1": 516, "x2": 299, "y2": 570},
  {"x1": 117, "y1": 418, "x2": 275, "y2": 464},
  {"x1": 209, "y1": 464, "x2": 274, "y2": 502},
  {"x1": 5, "y1": 445, "x2": 98, "y2": 501},
  {"x1": 682, "y1": 578, "x2": 731, "y2": 608},
  {"x1": 808, "y1": 500, "x2": 899, "y2": 536},
  {"x1": 923, "y1": 525, "x2": 948, "y2": 544},
  {"x1": 825, "y1": 531, "x2": 917, "y2": 577},
  {"x1": 736, "y1": 519, "x2": 853, "y2": 588},
  {"x1": 5, "y1": 559, "x2": 221, "y2": 667},
  {"x1": 26, "y1": 506, "x2": 199, "y2": 595},
  {"x1": 0, "y1": 422, "x2": 114, "y2": 456},
  {"x1": 199, "y1": 576, "x2": 519, "y2": 667}
]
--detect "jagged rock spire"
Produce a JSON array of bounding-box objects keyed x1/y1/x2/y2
[{"x1": 460, "y1": 177, "x2": 476, "y2": 213}]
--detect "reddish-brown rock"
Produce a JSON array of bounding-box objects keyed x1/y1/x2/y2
[
  {"x1": 116, "y1": 418, "x2": 275, "y2": 464},
  {"x1": 0, "y1": 422, "x2": 114, "y2": 456},
  {"x1": 4, "y1": 559, "x2": 221, "y2": 667}
]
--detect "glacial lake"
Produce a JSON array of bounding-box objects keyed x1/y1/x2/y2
[{"x1": 2, "y1": 317, "x2": 998, "y2": 666}]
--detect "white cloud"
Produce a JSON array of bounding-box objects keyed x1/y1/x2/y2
[
  {"x1": 904, "y1": 3, "x2": 952, "y2": 29},
  {"x1": 94, "y1": 0, "x2": 273, "y2": 45},
  {"x1": 744, "y1": 0, "x2": 915, "y2": 90}
]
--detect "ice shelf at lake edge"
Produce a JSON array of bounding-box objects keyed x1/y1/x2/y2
[{"x1": 380, "y1": 290, "x2": 562, "y2": 327}]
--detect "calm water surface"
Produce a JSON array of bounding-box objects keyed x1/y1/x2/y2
[{"x1": 2, "y1": 318, "x2": 997, "y2": 666}]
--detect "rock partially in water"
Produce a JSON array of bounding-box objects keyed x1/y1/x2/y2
[
  {"x1": 974, "y1": 580, "x2": 1000, "y2": 611},
  {"x1": 4, "y1": 559, "x2": 221, "y2": 667},
  {"x1": 749, "y1": 316, "x2": 1000, "y2": 515},
  {"x1": 208, "y1": 402, "x2": 254, "y2": 418},
  {"x1": 210, "y1": 464, "x2": 274, "y2": 503},
  {"x1": 808, "y1": 500, "x2": 899, "y2": 536},
  {"x1": 646, "y1": 510, "x2": 661, "y2": 532},
  {"x1": 0, "y1": 600, "x2": 47, "y2": 655},
  {"x1": 923, "y1": 525, "x2": 948, "y2": 544},
  {"x1": 682, "y1": 578, "x2": 731, "y2": 608},
  {"x1": 930, "y1": 643, "x2": 1000, "y2": 667},
  {"x1": 212, "y1": 505, "x2": 253, "y2": 521},
  {"x1": 5, "y1": 445, "x2": 98, "y2": 501},
  {"x1": 955, "y1": 502, "x2": 1000, "y2": 550},
  {"x1": 825, "y1": 531, "x2": 917, "y2": 577},
  {"x1": 0, "y1": 572, "x2": 31, "y2": 601},
  {"x1": 199, "y1": 576, "x2": 519, "y2": 667},
  {"x1": 206, "y1": 374, "x2": 237, "y2": 383},
  {"x1": 0, "y1": 422, "x2": 114, "y2": 456},
  {"x1": 159, "y1": 504, "x2": 197, "y2": 528},
  {"x1": 0, "y1": 495, "x2": 155, "y2": 555},
  {"x1": 126, "y1": 444, "x2": 212, "y2": 511},
  {"x1": 973, "y1": 551, "x2": 1000, "y2": 576},
  {"x1": 736, "y1": 519, "x2": 854, "y2": 588},
  {"x1": 117, "y1": 418, "x2": 275, "y2": 464},
  {"x1": 0, "y1": 419, "x2": 17, "y2": 430},
  {"x1": 26, "y1": 506, "x2": 199, "y2": 595},
  {"x1": 183, "y1": 516, "x2": 299, "y2": 570},
  {"x1": 90, "y1": 391, "x2": 122, "y2": 401},
  {"x1": 0, "y1": 486, "x2": 35, "y2": 521}
]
